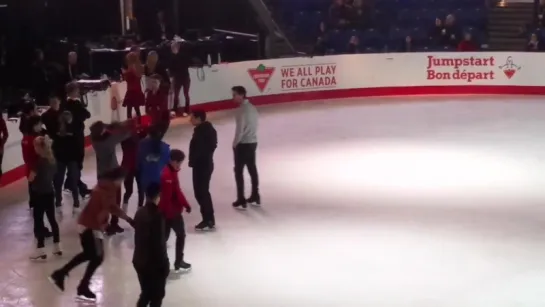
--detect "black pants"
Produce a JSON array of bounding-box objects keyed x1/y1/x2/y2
[
  {"x1": 164, "y1": 215, "x2": 186, "y2": 268},
  {"x1": 172, "y1": 78, "x2": 190, "y2": 114},
  {"x1": 57, "y1": 229, "x2": 104, "y2": 289},
  {"x1": 127, "y1": 105, "x2": 142, "y2": 123},
  {"x1": 0, "y1": 151, "x2": 3, "y2": 179},
  {"x1": 31, "y1": 192, "x2": 60, "y2": 248},
  {"x1": 234, "y1": 143, "x2": 259, "y2": 200},
  {"x1": 109, "y1": 188, "x2": 122, "y2": 227},
  {"x1": 65, "y1": 139, "x2": 88, "y2": 194},
  {"x1": 54, "y1": 161, "x2": 80, "y2": 207},
  {"x1": 135, "y1": 267, "x2": 168, "y2": 307},
  {"x1": 123, "y1": 169, "x2": 143, "y2": 207},
  {"x1": 192, "y1": 164, "x2": 215, "y2": 224}
]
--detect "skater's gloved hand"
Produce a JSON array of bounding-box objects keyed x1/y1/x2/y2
[
  {"x1": 185, "y1": 206, "x2": 192, "y2": 214},
  {"x1": 127, "y1": 217, "x2": 135, "y2": 228}
]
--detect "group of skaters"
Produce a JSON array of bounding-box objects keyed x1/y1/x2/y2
[{"x1": 19, "y1": 63, "x2": 261, "y2": 306}]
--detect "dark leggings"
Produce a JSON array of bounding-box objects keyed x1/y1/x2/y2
[
  {"x1": 123, "y1": 170, "x2": 144, "y2": 207},
  {"x1": 172, "y1": 78, "x2": 190, "y2": 113},
  {"x1": 31, "y1": 192, "x2": 60, "y2": 248},
  {"x1": 127, "y1": 105, "x2": 142, "y2": 123},
  {"x1": 109, "y1": 188, "x2": 122, "y2": 226},
  {"x1": 57, "y1": 229, "x2": 104, "y2": 290}
]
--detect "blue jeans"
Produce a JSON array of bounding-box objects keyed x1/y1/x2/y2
[{"x1": 54, "y1": 161, "x2": 80, "y2": 207}]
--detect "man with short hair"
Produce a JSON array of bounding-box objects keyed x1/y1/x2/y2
[
  {"x1": 133, "y1": 183, "x2": 169, "y2": 307},
  {"x1": 189, "y1": 110, "x2": 217, "y2": 231},
  {"x1": 231, "y1": 86, "x2": 261, "y2": 210},
  {"x1": 159, "y1": 149, "x2": 192, "y2": 273},
  {"x1": 61, "y1": 81, "x2": 91, "y2": 197}
]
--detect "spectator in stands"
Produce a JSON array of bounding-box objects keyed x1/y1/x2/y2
[
  {"x1": 527, "y1": 33, "x2": 541, "y2": 51},
  {"x1": 442, "y1": 14, "x2": 461, "y2": 47},
  {"x1": 347, "y1": 36, "x2": 360, "y2": 53},
  {"x1": 329, "y1": 0, "x2": 350, "y2": 28},
  {"x1": 429, "y1": 18, "x2": 443, "y2": 44},
  {"x1": 349, "y1": 0, "x2": 369, "y2": 29},
  {"x1": 457, "y1": 33, "x2": 478, "y2": 51},
  {"x1": 400, "y1": 36, "x2": 414, "y2": 52},
  {"x1": 313, "y1": 37, "x2": 328, "y2": 56},
  {"x1": 65, "y1": 52, "x2": 80, "y2": 82},
  {"x1": 31, "y1": 49, "x2": 51, "y2": 106},
  {"x1": 154, "y1": 11, "x2": 173, "y2": 42}
]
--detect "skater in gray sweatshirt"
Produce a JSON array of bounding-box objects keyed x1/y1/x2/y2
[
  {"x1": 231, "y1": 86, "x2": 261, "y2": 210},
  {"x1": 90, "y1": 120, "x2": 131, "y2": 235},
  {"x1": 29, "y1": 136, "x2": 62, "y2": 261}
]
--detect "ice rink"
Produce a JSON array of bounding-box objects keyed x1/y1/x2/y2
[{"x1": 2, "y1": 96, "x2": 545, "y2": 307}]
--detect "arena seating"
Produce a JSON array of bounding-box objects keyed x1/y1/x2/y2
[{"x1": 274, "y1": 0, "x2": 488, "y2": 53}]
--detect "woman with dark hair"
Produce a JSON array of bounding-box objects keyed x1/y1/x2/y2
[
  {"x1": 144, "y1": 51, "x2": 169, "y2": 91},
  {"x1": 137, "y1": 125, "x2": 170, "y2": 207},
  {"x1": 90, "y1": 121, "x2": 131, "y2": 235},
  {"x1": 122, "y1": 52, "x2": 145, "y2": 122},
  {"x1": 121, "y1": 120, "x2": 148, "y2": 210}
]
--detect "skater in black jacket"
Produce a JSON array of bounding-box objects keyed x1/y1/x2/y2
[
  {"x1": 189, "y1": 110, "x2": 217, "y2": 231},
  {"x1": 133, "y1": 183, "x2": 169, "y2": 307},
  {"x1": 61, "y1": 82, "x2": 91, "y2": 197}
]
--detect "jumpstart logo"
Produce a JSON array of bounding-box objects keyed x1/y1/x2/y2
[
  {"x1": 498, "y1": 56, "x2": 521, "y2": 79},
  {"x1": 248, "y1": 64, "x2": 275, "y2": 92},
  {"x1": 426, "y1": 55, "x2": 496, "y2": 82}
]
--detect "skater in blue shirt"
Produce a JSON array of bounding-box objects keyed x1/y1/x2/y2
[{"x1": 136, "y1": 125, "x2": 170, "y2": 207}]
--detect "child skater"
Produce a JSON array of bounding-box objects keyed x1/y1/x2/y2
[
  {"x1": 123, "y1": 52, "x2": 145, "y2": 123},
  {"x1": 137, "y1": 124, "x2": 170, "y2": 208},
  {"x1": 22, "y1": 116, "x2": 51, "y2": 236},
  {"x1": 29, "y1": 136, "x2": 62, "y2": 261},
  {"x1": 50, "y1": 167, "x2": 134, "y2": 302},
  {"x1": 121, "y1": 120, "x2": 148, "y2": 211},
  {"x1": 90, "y1": 121, "x2": 131, "y2": 235},
  {"x1": 133, "y1": 183, "x2": 169, "y2": 307},
  {"x1": 145, "y1": 74, "x2": 170, "y2": 138},
  {"x1": 159, "y1": 149, "x2": 192, "y2": 273}
]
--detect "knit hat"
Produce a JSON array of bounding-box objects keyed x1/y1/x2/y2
[{"x1": 145, "y1": 182, "x2": 161, "y2": 200}]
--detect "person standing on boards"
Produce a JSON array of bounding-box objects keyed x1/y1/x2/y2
[
  {"x1": 189, "y1": 110, "x2": 217, "y2": 231},
  {"x1": 231, "y1": 86, "x2": 261, "y2": 210},
  {"x1": 133, "y1": 183, "x2": 169, "y2": 307}
]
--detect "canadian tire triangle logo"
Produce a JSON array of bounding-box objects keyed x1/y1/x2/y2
[{"x1": 248, "y1": 64, "x2": 275, "y2": 92}]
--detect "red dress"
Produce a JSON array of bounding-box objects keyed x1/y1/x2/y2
[{"x1": 123, "y1": 68, "x2": 145, "y2": 107}]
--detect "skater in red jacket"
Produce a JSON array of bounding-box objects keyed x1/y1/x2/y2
[
  {"x1": 159, "y1": 149, "x2": 192, "y2": 273},
  {"x1": 22, "y1": 115, "x2": 51, "y2": 236}
]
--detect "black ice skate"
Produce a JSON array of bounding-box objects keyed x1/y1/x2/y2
[
  {"x1": 76, "y1": 287, "x2": 97, "y2": 302},
  {"x1": 174, "y1": 261, "x2": 192, "y2": 273},
  {"x1": 49, "y1": 271, "x2": 66, "y2": 292},
  {"x1": 247, "y1": 194, "x2": 261, "y2": 207},
  {"x1": 232, "y1": 199, "x2": 247, "y2": 210},
  {"x1": 195, "y1": 221, "x2": 215, "y2": 231}
]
